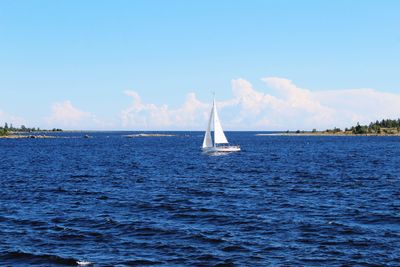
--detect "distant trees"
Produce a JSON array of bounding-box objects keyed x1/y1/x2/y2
[
  {"x1": 0, "y1": 123, "x2": 8, "y2": 136},
  {"x1": 372, "y1": 119, "x2": 400, "y2": 128},
  {"x1": 0, "y1": 122, "x2": 62, "y2": 135},
  {"x1": 322, "y1": 118, "x2": 400, "y2": 135},
  {"x1": 325, "y1": 127, "x2": 342, "y2": 133},
  {"x1": 349, "y1": 119, "x2": 400, "y2": 134},
  {"x1": 352, "y1": 123, "x2": 368, "y2": 134}
]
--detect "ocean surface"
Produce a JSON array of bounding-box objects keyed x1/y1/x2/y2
[{"x1": 0, "y1": 132, "x2": 399, "y2": 266}]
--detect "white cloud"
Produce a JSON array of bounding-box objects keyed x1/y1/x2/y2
[
  {"x1": 258, "y1": 77, "x2": 400, "y2": 130},
  {"x1": 228, "y1": 77, "x2": 335, "y2": 130},
  {"x1": 121, "y1": 77, "x2": 400, "y2": 131},
  {"x1": 231, "y1": 78, "x2": 277, "y2": 115},
  {"x1": 45, "y1": 100, "x2": 102, "y2": 129},
  {"x1": 4, "y1": 79, "x2": 399, "y2": 131},
  {"x1": 262, "y1": 77, "x2": 331, "y2": 114},
  {"x1": 314, "y1": 88, "x2": 400, "y2": 127},
  {"x1": 121, "y1": 91, "x2": 209, "y2": 130}
]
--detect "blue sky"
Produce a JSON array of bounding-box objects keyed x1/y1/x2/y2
[{"x1": 0, "y1": 0, "x2": 399, "y2": 130}]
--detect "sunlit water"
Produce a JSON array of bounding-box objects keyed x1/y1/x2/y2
[{"x1": 1, "y1": 132, "x2": 399, "y2": 266}]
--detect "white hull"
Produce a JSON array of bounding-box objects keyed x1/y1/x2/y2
[{"x1": 202, "y1": 145, "x2": 241, "y2": 153}]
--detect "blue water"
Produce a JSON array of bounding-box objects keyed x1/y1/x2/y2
[{"x1": 1, "y1": 132, "x2": 399, "y2": 266}]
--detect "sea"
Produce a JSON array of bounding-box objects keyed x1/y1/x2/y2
[{"x1": 0, "y1": 132, "x2": 399, "y2": 266}]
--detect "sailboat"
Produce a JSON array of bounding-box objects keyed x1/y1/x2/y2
[{"x1": 202, "y1": 97, "x2": 241, "y2": 153}]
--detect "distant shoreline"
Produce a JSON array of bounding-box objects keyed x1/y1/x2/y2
[
  {"x1": 256, "y1": 132, "x2": 400, "y2": 137},
  {"x1": 0, "y1": 134, "x2": 56, "y2": 139},
  {"x1": 3, "y1": 126, "x2": 400, "y2": 139},
  {"x1": 0, "y1": 132, "x2": 178, "y2": 139}
]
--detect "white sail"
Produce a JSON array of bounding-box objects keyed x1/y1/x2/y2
[
  {"x1": 202, "y1": 107, "x2": 213, "y2": 148},
  {"x1": 212, "y1": 99, "x2": 228, "y2": 144}
]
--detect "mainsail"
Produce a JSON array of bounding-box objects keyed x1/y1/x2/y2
[
  {"x1": 212, "y1": 99, "x2": 228, "y2": 144},
  {"x1": 202, "y1": 98, "x2": 228, "y2": 148}
]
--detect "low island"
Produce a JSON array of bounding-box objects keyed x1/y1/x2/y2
[
  {"x1": 257, "y1": 119, "x2": 400, "y2": 136},
  {"x1": 0, "y1": 123, "x2": 62, "y2": 138}
]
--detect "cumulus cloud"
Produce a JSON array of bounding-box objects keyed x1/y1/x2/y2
[
  {"x1": 227, "y1": 77, "x2": 336, "y2": 129},
  {"x1": 251, "y1": 77, "x2": 400, "y2": 130},
  {"x1": 314, "y1": 88, "x2": 400, "y2": 127},
  {"x1": 121, "y1": 77, "x2": 400, "y2": 131},
  {"x1": 45, "y1": 100, "x2": 101, "y2": 129},
  {"x1": 231, "y1": 78, "x2": 277, "y2": 115},
  {"x1": 121, "y1": 91, "x2": 209, "y2": 130},
  {"x1": 262, "y1": 77, "x2": 331, "y2": 114}
]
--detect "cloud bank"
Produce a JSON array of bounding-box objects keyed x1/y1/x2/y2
[
  {"x1": 45, "y1": 100, "x2": 102, "y2": 129},
  {"x1": 121, "y1": 77, "x2": 400, "y2": 130},
  {"x1": 121, "y1": 91, "x2": 208, "y2": 130},
  {"x1": 3, "y1": 77, "x2": 399, "y2": 130}
]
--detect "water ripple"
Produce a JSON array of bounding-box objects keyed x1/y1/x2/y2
[{"x1": 1, "y1": 133, "x2": 399, "y2": 265}]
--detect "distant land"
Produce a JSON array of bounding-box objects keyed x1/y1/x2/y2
[
  {"x1": 0, "y1": 123, "x2": 62, "y2": 138},
  {"x1": 258, "y1": 119, "x2": 400, "y2": 136},
  {"x1": 0, "y1": 123, "x2": 178, "y2": 139},
  {"x1": 2, "y1": 119, "x2": 400, "y2": 138}
]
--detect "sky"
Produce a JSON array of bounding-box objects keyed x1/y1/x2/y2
[{"x1": 0, "y1": 0, "x2": 399, "y2": 130}]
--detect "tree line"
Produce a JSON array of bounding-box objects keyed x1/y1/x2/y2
[
  {"x1": 325, "y1": 119, "x2": 400, "y2": 134},
  {"x1": 349, "y1": 119, "x2": 400, "y2": 134},
  {"x1": 0, "y1": 122, "x2": 62, "y2": 136}
]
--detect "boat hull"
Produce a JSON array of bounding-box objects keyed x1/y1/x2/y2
[{"x1": 202, "y1": 146, "x2": 241, "y2": 153}]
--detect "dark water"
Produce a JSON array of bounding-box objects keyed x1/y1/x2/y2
[{"x1": 1, "y1": 132, "x2": 399, "y2": 266}]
